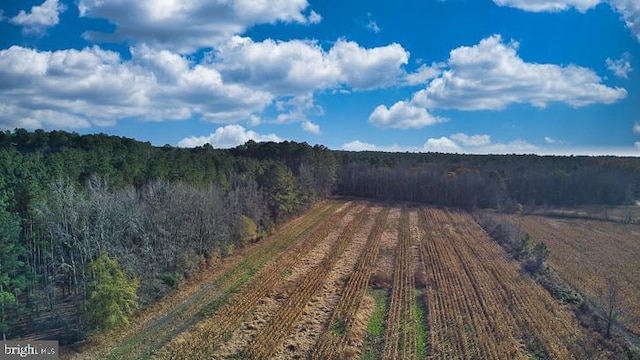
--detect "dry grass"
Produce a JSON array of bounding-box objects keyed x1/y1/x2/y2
[
  {"x1": 500, "y1": 213, "x2": 640, "y2": 336},
  {"x1": 420, "y1": 208, "x2": 588, "y2": 359}
]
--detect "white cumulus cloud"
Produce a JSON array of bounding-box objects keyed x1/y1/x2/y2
[
  {"x1": 413, "y1": 34, "x2": 626, "y2": 110},
  {"x1": 10, "y1": 0, "x2": 66, "y2": 35},
  {"x1": 423, "y1": 137, "x2": 463, "y2": 153},
  {"x1": 214, "y1": 37, "x2": 409, "y2": 94},
  {"x1": 301, "y1": 121, "x2": 321, "y2": 134},
  {"x1": 0, "y1": 45, "x2": 273, "y2": 129},
  {"x1": 0, "y1": 35, "x2": 411, "y2": 130},
  {"x1": 78, "y1": 0, "x2": 320, "y2": 53},
  {"x1": 370, "y1": 35, "x2": 624, "y2": 131},
  {"x1": 610, "y1": 0, "x2": 640, "y2": 41},
  {"x1": 405, "y1": 63, "x2": 444, "y2": 86},
  {"x1": 341, "y1": 140, "x2": 379, "y2": 151},
  {"x1": 328, "y1": 39, "x2": 409, "y2": 90},
  {"x1": 177, "y1": 125, "x2": 283, "y2": 148},
  {"x1": 369, "y1": 101, "x2": 445, "y2": 129},
  {"x1": 606, "y1": 52, "x2": 633, "y2": 78},
  {"x1": 493, "y1": 0, "x2": 640, "y2": 41},
  {"x1": 215, "y1": 37, "x2": 338, "y2": 95}
]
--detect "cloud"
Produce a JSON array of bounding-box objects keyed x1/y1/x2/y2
[
  {"x1": 340, "y1": 140, "x2": 404, "y2": 152},
  {"x1": 450, "y1": 133, "x2": 491, "y2": 146},
  {"x1": 636, "y1": 142, "x2": 640, "y2": 150},
  {"x1": 78, "y1": 0, "x2": 320, "y2": 53},
  {"x1": 479, "y1": 139, "x2": 539, "y2": 153},
  {"x1": 493, "y1": 0, "x2": 601, "y2": 12},
  {"x1": 0, "y1": 105, "x2": 92, "y2": 130},
  {"x1": 633, "y1": 122, "x2": 640, "y2": 134},
  {"x1": 307, "y1": 10, "x2": 322, "y2": 24},
  {"x1": 341, "y1": 134, "x2": 537, "y2": 154},
  {"x1": 177, "y1": 125, "x2": 283, "y2": 148},
  {"x1": 215, "y1": 37, "x2": 337, "y2": 95},
  {"x1": 215, "y1": 37, "x2": 409, "y2": 94},
  {"x1": 0, "y1": 45, "x2": 272, "y2": 129},
  {"x1": 412, "y1": 34, "x2": 626, "y2": 110},
  {"x1": 273, "y1": 95, "x2": 324, "y2": 134},
  {"x1": 421, "y1": 134, "x2": 537, "y2": 154},
  {"x1": 9, "y1": 0, "x2": 66, "y2": 36},
  {"x1": 367, "y1": 20, "x2": 381, "y2": 34},
  {"x1": 328, "y1": 39, "x2": 409, "y2": 90},
  {"x1": 370, "y1": 35, "x2": 624, "y2": 131},
  {"x1": 301, "y1": 121, "x2": 321, "y2": 134},
  {"x1": 544, "y1": 136, "x2": 565, "y2": 144},
  {"x1": 493, "y1": 1, "x2": 640, "y2": 41},
  {"x1": 369, "y1": 101, "x2": 446, "y2": 129},
  {"x1": 0, "y1": 34, "x2": 410, "y2": 130},
  {"x1": 609, "y1": 0, "x2": 640, "y2": 41},
  {"x1": 423, "y1": 137, "x2": 463, "y2": 153},
  {"x1": 606, "y1": 52, "x2": 633, "y2": 78},
  {"x1": 341, "y1": 140, "x2": 380, "y2": 151},
  {"x1": 405, "y1": 63, "x2": 444, "y2": 86}
]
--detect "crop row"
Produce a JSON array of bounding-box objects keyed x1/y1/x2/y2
[
  {"x1": 503, "y1": 214, "x2": 640, "y2": 335},
  {"x1": 448, "y1": 211, "x2": 585, "y2": 358},
  {"x1": 419, "y1": 208, "x2": 585, "y2": 359},
  {"x1": 382, "y1": 209, "x2": 417, "y2": 360},
  {"x1": 241, "y1": 206, "x2": 373, "y2": 359},
  {"x1": 156, "y1": 201, "x2": 356, "y2": 359},
  {"x1": 311, "y1": 207, "x2": 390, "y2": 359}
]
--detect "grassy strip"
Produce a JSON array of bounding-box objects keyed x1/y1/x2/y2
[
  {"x1": 361, "y1": 289, "x2": 389, "y2": 360},
  {"x1": 414, "y1": 290, "x2": 427, "y2": 359}
]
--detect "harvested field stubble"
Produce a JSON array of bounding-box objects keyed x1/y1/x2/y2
[
  {"x1": 501, "y1": 214, "x2": 640, "y2": 337},
  {"x1": 241, "y1": 205, "x2": 372, "y2": 359},
  {"x1": 420, "y1": 209, "x2": 587, "y2": 359},
  {"x1": 72, "y1": 201, "x2": 618, "y2": 360},
  {"x1": 310, "y1": 207, "x2": 389, "y2": 359}
]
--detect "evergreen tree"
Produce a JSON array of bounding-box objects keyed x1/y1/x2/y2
[
  {"x1": 0, "y1": 201, "x2": 26, "y2": 340},
  {"x1": 84, "y1": 252, "x2": 139, "y2": 331}
]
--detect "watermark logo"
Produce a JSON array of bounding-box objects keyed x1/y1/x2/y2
[{"x1": 1, "y1": 341, "x2": 58, "y2": 359}]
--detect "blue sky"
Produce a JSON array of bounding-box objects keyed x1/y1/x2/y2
[{"x1": 1, "y1": 0, "x2": 639, "y2": 155}]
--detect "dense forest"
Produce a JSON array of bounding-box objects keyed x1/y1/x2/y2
[
  {"x1": 336, "y1": 151, "x2": 639, "y2": 209},
  {"x1": 1, "y1": 129, "x2": 638, "y2": 343}
]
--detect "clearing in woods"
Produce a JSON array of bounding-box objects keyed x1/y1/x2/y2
[{"x1": 70, "y1": 200, "x2": 606, "y2": 359}]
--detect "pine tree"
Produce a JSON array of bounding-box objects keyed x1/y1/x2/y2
[
  {"x1": 84, "y1": 252, "x2": 139, "y2": 331},
  {"x1": 0, "y1": 201, "x2": 26, "y2": 340}
]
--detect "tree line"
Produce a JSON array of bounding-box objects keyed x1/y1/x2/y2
[
  {"x1": 335, "y1": 151, "x2": 639, "y2": 210},
  {"x1": 1, "y1": 129, "x2": 638, "y2": 342},
  {"x1": 0, "y1": 130, "x2": 337, "y2": 342}
]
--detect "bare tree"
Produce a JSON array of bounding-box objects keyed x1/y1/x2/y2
[{"x1": 603, "y1": 277, "x2": 621, "y2": 338}]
